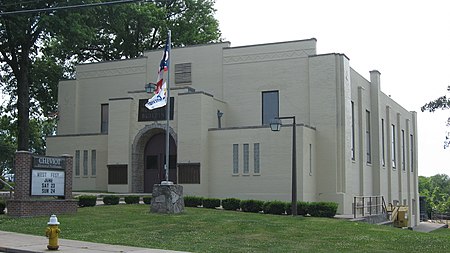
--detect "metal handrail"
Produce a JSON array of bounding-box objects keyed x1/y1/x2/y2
[
  {"x1": 0, "y1": 177, "x2": 14, "y2": 198},
  {"x1": 353, "y1": 195, "x2": 386, "y2": 218}
]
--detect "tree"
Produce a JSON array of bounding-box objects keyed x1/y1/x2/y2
[
  {"x1": 421, "y1": 86, "x2": 450, "y2": 148},
  {"x1": 419, "y1": 174, "x2": 450, "y2": 217},
  {"x1": 0, "y1": 0, "x2": 221, "y2": 174}
]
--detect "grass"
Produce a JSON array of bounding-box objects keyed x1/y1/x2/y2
[{"x1": 1, "y1": 205, "x2": 450, "y2": 252}]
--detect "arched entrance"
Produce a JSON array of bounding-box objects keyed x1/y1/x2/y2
[
  {"x1": 143, "y1": 133, "x2": 177, "y2": 192},
  {"x1": 131, "y1": 123, "x2": 177, "y2": 193}
]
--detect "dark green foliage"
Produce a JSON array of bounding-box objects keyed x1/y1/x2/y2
[
  {"x1": 285, "y1": 201, "x2": 309, "y2": 215},
  {"x1": 143, "y1": 196, "x2": 152, "y2": 204},
  {"x1": 240, "y1": 200, "x2": 264, "y2": 213},
  {"x1": 202, "y1": 198, "x2": 220, "y2": 209},
  {"x1": 78, "y1": 195, "x2": 97, "y2": 207},
  {"x1": 0, "y1": 199, "x2": 5, "y2": 214},
  {"x1": 103, "y1": 195, "x2": 120, "y2": 205},
  {"x1": 222, "y1": 198, "x2": 241, "y2": 211},
  {"x1": 308, "y1": 202, "x2": 338, "y2": 217},
  {"x1": 263, "y1": 201, "x2": 286, "y2": 215},
  {"x1": 124, "y1": 195, "x2": 140, "y2": 204},
  {"x1": 184, "y1": 196, "x2": 203, "y2": 207},
  {"x1": 421, "y1": 86, "x2": 450, "y2": 148}
]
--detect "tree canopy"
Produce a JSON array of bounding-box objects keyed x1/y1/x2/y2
[
  {"x1": 0, "y1": 0, "x2": 221, "y2": 175},
  {"x1": 419, "y1": 174, "x2": 450, "y2": 217},
  {"x1": 421, "y1": 86, "x2": 450, "y2": 149}
]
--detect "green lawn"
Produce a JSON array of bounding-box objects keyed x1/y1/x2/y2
[{"x1": 1, "y1": 205, "x2": 450, "y2": 252}]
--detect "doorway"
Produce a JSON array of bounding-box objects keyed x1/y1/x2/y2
[{"x1": 144, "y1": 133, "x2": 177, "y2": 193}]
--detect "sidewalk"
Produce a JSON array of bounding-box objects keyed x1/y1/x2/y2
[{"x1": 0, "y1": 231, "x2": 188, "y2": 253}]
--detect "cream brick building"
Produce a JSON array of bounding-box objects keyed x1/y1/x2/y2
[{"x1": 46, "y1": 39, "x2": 419, "y2": 225}]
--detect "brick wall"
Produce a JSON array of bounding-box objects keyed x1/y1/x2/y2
[{"x1": 7, "y1": 152, "x2": 77, "y2": 217}]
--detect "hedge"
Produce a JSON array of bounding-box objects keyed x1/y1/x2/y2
[
  {"x1": 124, "y1": 195, "x2": 140, "y2": 204},
  {"x1": 103, "y1": 195, "x2": 120, "y2": 205},
  {"x1": 308, "y1": 202, "x2": 338, "y2": 217},
  {"x1": 222, "y1": 198, "x2": 241, "y2": 211},
  {"x1": 143, "y1": 196, "x2": 152, "y2": 204},
  {"x1": 184, "y1": 196, "x2": 203, "y2": 207},
  {"x1": 263, "y1": 201, "x2": 286, "y2": 215},
  {"x1": 202, "y1": 198, "x2": 221, "y2": 209},
  {"x1": 240, "y1": 200, "x2": 264, "y2": 213},
  {"x1": 78, "y1": 195, "x2": 97, "y2": 207},
  {"x1": 0, "y1": 199, "x2": 5, "y2": 214},
  {"x1": 285, "y1": 201, "x2": 310, "y2": 215}
]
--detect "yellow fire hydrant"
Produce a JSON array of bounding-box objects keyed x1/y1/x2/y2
[{"x1": 45, "y1": 214, "x2": 61, "y2": 250}]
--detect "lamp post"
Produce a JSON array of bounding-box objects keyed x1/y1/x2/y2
[{"x1": 270, "y1": 116, "x2": 297, "y2": 216}]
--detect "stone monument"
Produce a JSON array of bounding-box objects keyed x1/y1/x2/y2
[{"x1": 150, "y1": 183, "x2": 184, "y2": 214}]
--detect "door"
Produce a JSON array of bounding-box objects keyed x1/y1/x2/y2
[{"x1": 143, "y1": 133, "x2": 177, "y2": 193}]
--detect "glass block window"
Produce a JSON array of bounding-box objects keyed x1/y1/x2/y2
[
  {"x1": 91, "y1": 150, "x2": 96, "y2": 176},
  {"x1": 175, "y1": 63, "x2": 192, "y2": 84},
  {"x1": 254, "y1": 143, "x2": 260, "y2": 174},
  {"x1": 243, "y1": 144, "x2": 249, "y2": 174},
  {"x1": 83, "y1": 150, "x2": 88, "y2": 176},
  {"x1": 233, "y1": 144, "x2": 239, "y2": 174},
  {"x1": 75, "y1": 150, "x2": 80, "y2": 176}
]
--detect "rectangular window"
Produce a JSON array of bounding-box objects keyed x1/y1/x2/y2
[
  {"x1": 262, "y1": 91, "x2": 279, "y2": 125},
  {"x1": 410, "y1": 134, "x2": 414, "y2": 172},
  {"x1": 309, "y1": 144, "x2": 313, "y2": 176},
  {"x1": 366, "y1": 110, "x2": 371, "y2": 164},
  {"x1": 233, "y1": 144, "x2": 239, "y2": 174},
  {"x1": 75, "y1": 150, "x2": 80, "y2": 176},
  {"x1": 175, "y1": 63, "x2": 192, "y2": 84},
  {"x1": 91, "y1": 150, "x2": 96, "y2": 176},
  {"x1": 381, "y1": 119, "x2": 385, "y2": 166},
  {"x1": 351, "y1": 101, "x2": 355, "y2": 160},
  {"x1": 254, "y1": 143, "x2": 260, "y2": 174},
  {"x1": 138, "y1": 98, "x2": 175, "y2": 121},
  {"x1": 101, "y1": 104, "x2": 109, "y2": 134},
  {"x1": 178, "y1": 163, "x2": 200, "y2": 184},
  {"x1": 83, "y1": 150, "x2": 88, "y2": 176},
  {"x1": 391, "y1": 124, "x2": 396, "y2": 169},
  {"x1": 243, "y1": 144, "x2": 249, "y2": 174},
  {"x1": 108, "y1": 165, "x2": 128, "y2": 184},
  {"x1": 402, "y1": 130, "x2": 406, "y2": 170}
]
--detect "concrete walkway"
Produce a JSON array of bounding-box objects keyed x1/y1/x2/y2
[
  {"x1": 0, "y1": 231, "x2": 188, "y2": 253},
  {"x1": 413, "y1": 222, "x2": 449, "y2": 233}
]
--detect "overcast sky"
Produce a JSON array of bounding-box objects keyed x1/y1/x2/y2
[{"x1": 214, "y1": 0, "x2": 450, "y2": 177}]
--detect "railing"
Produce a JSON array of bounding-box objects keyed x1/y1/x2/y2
[
  {"x1": 353, "y1": 196, "x2": 387, "y2": 218},
  {"x1": 0, "y1": 177, "x2": 14, "y2": 198}
]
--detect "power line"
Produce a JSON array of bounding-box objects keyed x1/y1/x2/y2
[{"x1": 0, "y1": 0, "x2": 145, "y2": 16}]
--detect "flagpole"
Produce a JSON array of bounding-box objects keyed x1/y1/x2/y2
[{"x1": 164, "y1": 30, "x2": 172, "y2": 184}]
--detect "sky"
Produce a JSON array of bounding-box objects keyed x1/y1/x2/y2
[{"x1": 214, "y1": 0, "x2": 450, "y2": 177}]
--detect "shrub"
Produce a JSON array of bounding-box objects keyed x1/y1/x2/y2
[
  {"x1": 222, "y1": 198, "x2": 241, "y2": 211},
  {"x1": 143, "y1": 196, "x2": 152, "y2": 204},
  {"x1": 263, "y1": 201, "x2": 286, "y2": 215},
  {"x1": 285, "y1": 201, "x2": 310, "y2": 215},
  {"x1": 78, "y1": 195, "x2": 97, "y2": 207},
  {"x1": 124, "y1": 195, "x2": 140, "y2": 204},
  {"x1": 0, "y1": 199, "x2": 5, "y2": 214},
  {"x1": 240, "y1": 200, "x2": 264, "y2": 213},
  {"x1": 103, "y1": 195, "x2": 120, "y2": 205},
  {"x1": 184, "y1": 196, "x2": 203, "y2": 207},
  {"x1": 308, "y1": 202, "x2": 338, "y2": 218},
  {"x1": 202, "y1": 198, "x2": 221, "y2": 209}
]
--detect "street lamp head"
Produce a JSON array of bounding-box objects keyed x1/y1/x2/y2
[
  {"x1": 145, "y1": 82, "x2": 157, "y2": 93},
  {"x1": 269, "y1": 118, "x2": 282, "y2": 131}
]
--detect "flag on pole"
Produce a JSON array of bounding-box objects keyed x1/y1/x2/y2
[{"x1": 145, "y1": 37, "x2": 170, "y2": 110}]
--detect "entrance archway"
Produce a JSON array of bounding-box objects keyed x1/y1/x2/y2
[
  {"x1": 143, "y1": 133, "x2": 177, "y2": 192},
  {"x1": 131, "y1": 123, "x2": 177, "y2": 193}
]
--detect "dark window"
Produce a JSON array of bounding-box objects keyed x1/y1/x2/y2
[
  {"x1": 175, "y1": 63, "x2": 192, "y2": 84},
  {"x1": 138, "y1": 98, "x2": 174, "y2": 121},
  {"x1": 243, "y1": 144, "x2": 249, "y2": 174},
  {"x1": 391, "y1": 124, "x2": 396, "y2": 169},
  {"x1": 402, "y1": 130, "x2": 406, "y2": 170},
  {"x1": 351, "y1": 101, "x2": 355, "y2": 160},
  {"x1": 101, "y1": 104, "x2": 109, "y2": 133},
  {"x1": 410, "y1": 134, "x2": 414, "y2": 172},
  {"x1": 254, "y1": 143, "x2": 260, "y2": 174},
  {"x1": 91, "y1": 150, "x2": 96, "y2": 176},
  {"x1": 233, "y1": 144, "x2": 239, "y2": 174},
  {"x1": 366, "y1": 110, "x2": 371, "y2": 164},
  {"x1": 83, "y1": 150, "x2": 88, "y2": 176},
  {"x1": 75, "y1": 150, "x2": 80, "y2": 176},
  {"x1": 262, "y1": 91, "x2": 279, "y2": 125},
  {"x1": 108, "y1": 165, "x2": 128, "y2": 184},
  {"x1": 381, "y1": 119, "x2": 385, "y2": 166},
  {"x1": 178, "y1": 163, "x2": 200, "y2": 184}
]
